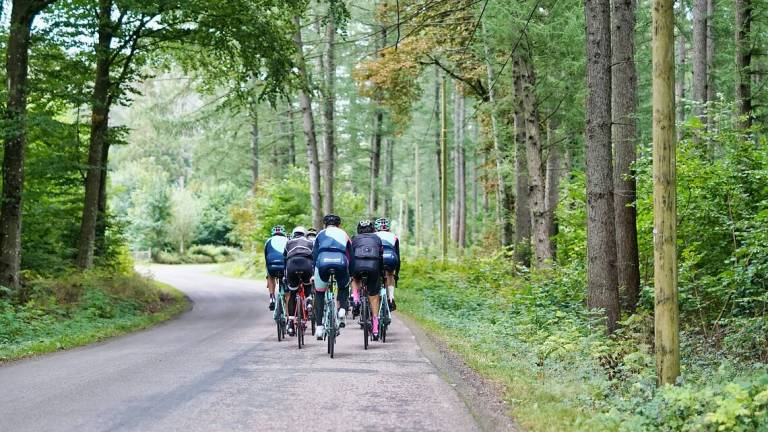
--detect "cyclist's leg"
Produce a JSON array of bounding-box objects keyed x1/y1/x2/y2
[
  {"x1": 365, "y1": 271, "x2": 381, "y2": 337},
  {"x1": 336, "y1": 268, "x2": 350, "y2": 327},
  {"x1": 313, "y1": 266, "x2": 328, "y2": 337},
  {"x1": 350, "y1": 274, "x2": 362, "y2": 316},
  {"x1": 266, "y1": 272, "x2": 277, "y2": 310}
]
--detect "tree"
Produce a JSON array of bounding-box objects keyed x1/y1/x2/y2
[
  {"x1": 735, "y1": 0, "x2": 753, "y2": 128},
  {"x1": 692, "y1": 0, "x2": 708, "y2": 118},
  {"x1": 513, "y1": 83, "x2": 531, "y2": 266},
  {"x1": 168, "y1": 186, "x2": 202, "y2": 254},
  {"x1": 652, "y1": 0, "x2": 680, "y2": 385},
  {"x1": 585, "y1": 0, "x2": 620, "y2": 332},
  {"x1": 515, "y1": 52, "x2": 553, "y2": 267},
  {"x1": 322, "y1": 7, "x2": 336, "y2": 214},
  {"x1": 451, "y1": 84, "x2": 466, "y2": 249},
  {"x1": 612, "y1": 0, "x2": 641, "y2": 310},
  {"x1": 293, "y1": 15, "x2": 323, "y2": 228},
  {"x1": 0, "y1": 0, "x2": 58, "y2": 290}
]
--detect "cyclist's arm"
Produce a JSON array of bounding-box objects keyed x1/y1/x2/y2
[
  {"x1": 264, "y1": 239, "x2": 270, "y2": 269},
  {"x1": 395, "y1": 238, "x2": 401, "y2": 274}
]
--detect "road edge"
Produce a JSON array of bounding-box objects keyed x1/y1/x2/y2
[{"x1": 398, "y1": 313, "x2": 520, "y2": 432}]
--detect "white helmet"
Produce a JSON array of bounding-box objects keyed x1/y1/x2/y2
[{"x1": 292, "y1": 226, "x2": 308, "y2": 237}]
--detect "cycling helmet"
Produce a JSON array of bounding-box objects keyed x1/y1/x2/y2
[
  {"x1": 292, "y1": 226, "x2": 307, "y2": 238},
  {"x1": 307, "y1": 227, "x2": 317, "y2": 238},
  {"x1": 323, "y1": 214, "x2": 341, "y2": 227},
  {"x1": 357, "y1": 219, "x2": 374, "y2": 234},
  {"x1": 271, "y1": 225, "x2": 286, "y2": 236},
  {"x1": 374, "y1": 218, "x2": 391, "y2": 231}
]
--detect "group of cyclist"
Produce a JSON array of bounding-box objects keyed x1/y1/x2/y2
[{"x1": 263, "y1": 214, "x2": 400, "y2": 342}]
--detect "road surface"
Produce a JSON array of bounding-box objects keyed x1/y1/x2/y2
[{"x1": 0, "y1": 265, "x2": 481, "y2": 432}]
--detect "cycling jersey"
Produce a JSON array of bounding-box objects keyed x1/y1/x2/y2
[
  {"x1": 375, "y1": 231, "x2": 400, "y2": 273},
  {"x1": 264, "y1": 234, "x2": 288, "y2": 277}
]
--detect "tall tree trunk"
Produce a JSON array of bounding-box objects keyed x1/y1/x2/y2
[
  {"x1": 414, "y1": 142, "x2": 422, "y2": 249},
  {"x1": 544, "y1": 122, "x2": 562, "y2": 258},
  {"x1": 513, "y1": 96, "x2": 531, "y2": 266},
  {"x1": 482, "y1": 25, "x2": 509, "y2": 246},
  {"x1": 516, "y1": 53, "x2": 553, "y2": 267},
  {"x1": 434, "y1": 67, "x2": 442, "y2": 190},
  {"x1": 440, "y1": 76, "x2": 448, "y2": 259},
  {"x1": 287, "y1": 98, "x2": 296, "y2": 166},
  {"x1": 706, "y1": 0, "x2": 715, "y2": 107},
  {"x1": 77, "y1": 0, "x2": 113, "y2": 270},
  {"x1": 585, "y1": 0, "x2": 620, "y2": 332},
  {"x1": 692, "y1": 0, "x2": 708, "y2": 118},
  {"x1": 612, "y1": 0, "x2": 641, "y2": 311},
  {"x1": 452, "y1": 88, "x2": 466, "y2": 250},
  {"x1": 94, "y1": 140, "x2": 109, "y2": 257},
  {"x1": 0, "y1": 0, "x2": 52, "y2": 289},
  {"x1": 369, "y1": 111, "x2": 383, "y2": 215},
  {"x1": 735, "y1": 0, "x2": 752, "y2": 128},
  {"x1": 322, "y1": 12, "x2": 336, "y2": 214},
  {"x1": 293, "y1": 16, "x2": 322, "y2": 228},
  {"x1": 250, "y1": 106, "x2": 259, "y2": 187},
  {"x1": 652, "y1": 0, "x2": 680, "y2": 385},
  {"x1": 675, "y1": 20, "x2": 687, "y2": 141},
  {"x1": 383, "y1": 137, "x2": 394, "y2": 216}
]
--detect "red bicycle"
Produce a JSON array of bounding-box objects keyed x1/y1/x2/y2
[{"x1": 292, "y1": 273, "x2": 311, "y2": 349}]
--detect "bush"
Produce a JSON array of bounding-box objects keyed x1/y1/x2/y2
[{"x1": 153, "y1": 245, "x2": 239, "y2": 265}]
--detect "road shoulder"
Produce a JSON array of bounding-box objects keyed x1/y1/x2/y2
[{"x1": 398, "y1": 313, "x2": 520, "y2": 432}]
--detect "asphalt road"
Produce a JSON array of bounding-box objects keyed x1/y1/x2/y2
[{"x1": 0, "y1": 265, "x2": 481, "y2": 432}]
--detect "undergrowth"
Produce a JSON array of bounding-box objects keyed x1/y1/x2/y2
[
  {"x1": 0, "y1": 271, "x2": 188, "y2": 361},
  {"x1": 399, "y1": 256, "x2": 768, "y2": 431}
]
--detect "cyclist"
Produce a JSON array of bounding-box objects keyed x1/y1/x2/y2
[
  {"x1": 306, "y1": 227, "x2": 318, "y2": 241},
  {"x1": 283, "y1": 226, "x2": 314, "y2": 336},
  {"x1": 313, "y1": 214, "x2": 351, "y2": 339},
  {"x1": 350, "y1": 220, "x2": 384, "y2": 340},
  {"x1": 264, "y1": 225, "x2": 288, "y2": 311},
  {"x1": 374, "y1": 217, "x2": 400, "y2": 311}
]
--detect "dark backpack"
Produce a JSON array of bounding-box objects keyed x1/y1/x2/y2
[
  {"x1": 352, "y1": 234, "x2": 381, "y2": 259},
  {"x1": 285, "y1": 238, "x2": 313, "y2": 259}
]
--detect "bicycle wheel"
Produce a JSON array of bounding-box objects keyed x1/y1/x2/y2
[
  {"x1": 362, "y1": 296, "x2": 369, "y2": 350},
  {"x1": 328, "y1": 308, "x2": 336, "y2": 358},
  {"x1": 295, "y1": 298, "x2": 304, "y2": 349},
  {"x1": 276, "y1": 299, "x2": 283, "y2": 342},
  {"x1": 380, "y1": 298, "x2": 389, "y2": 343}
]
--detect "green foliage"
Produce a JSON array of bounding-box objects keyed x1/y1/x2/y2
[
  {"x1": 195, "y1": 183, "x2": 242, "y2": 246},
  {"x1": 153, "y1": 245, "x2": 239, "y2": 265},
  {"x1": 400, "y1": 256, "x2": 768, "y2": 431},
  {"x1": 0, "y1": 272, "x2": 187, "y2": 361},
  {"x1": 231, "y1": 167, "x2": 312, "y2": 251}
]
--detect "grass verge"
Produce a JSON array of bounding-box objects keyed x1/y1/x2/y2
[
  {"x1": 398, "y1": 257, "x2": 768, "y2": 432},
  {"x1": 0, "y1": 273, "x2": 189, "y2": 362}
]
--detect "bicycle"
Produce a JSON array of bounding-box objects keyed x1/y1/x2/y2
[
  {"x1": 292, "y1": 273, "x2": 310, "y2": 349},
  {"x1": 273, "y1": 273, "x2": 288, "y2": 342},
  {"x1": 358, "y1": 276, "x2": 372, "y2": 350},
  {"x1": 321, "y1": 271, "x2": 339, "y2": 358},
  {"x1": 378, "y1": 282, "x2": 392, "y2": 343}
]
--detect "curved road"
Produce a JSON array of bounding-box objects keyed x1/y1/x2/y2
[{"x1": 0, "y1": 265, "x2": 480, "y2": 432}]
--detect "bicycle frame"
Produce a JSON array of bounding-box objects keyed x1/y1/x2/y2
[
  {"x1": 273, "y1": 274, "x2": 288, "y2": 341},
  {"x1": 322, "y1": 272, "x2": 338, "y2": 358}
]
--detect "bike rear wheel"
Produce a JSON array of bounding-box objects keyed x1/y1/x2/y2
[
  {"x1": 276, "y1": 300, "x2": 284, "y2": 342},
  {"x1": 362, "y1": 295, "x2": 370, "y2": 350},
  {"x1": 295, "y1": 298, "x2": 304, "y2": 349}
]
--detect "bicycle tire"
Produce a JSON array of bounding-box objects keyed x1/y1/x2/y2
[
  {"x1": 296, "y1": 298, "x2": 304, "y2": 349},
  {"x1": 380, "y1": 298, "x2": 389, "y2": 343},
  {"x1": 276, "y1": 299, "x2": 283, "y2": 342},
  {"x1": 362, "y1": 295, "x2": 369, "y2": 350}
]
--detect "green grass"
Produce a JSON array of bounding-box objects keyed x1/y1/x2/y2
[
  {"x1": 398, "y1": 257, "x2": 768, "y2": 432},
  {"x1": 0, "y1": 274, "x2": 189, "y2": 362}
]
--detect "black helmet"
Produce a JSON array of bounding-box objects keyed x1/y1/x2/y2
[
  {"x1": 307, "y1": 227, "x2": 317, "y2": 237},
  {"x1": 357, "y1": 219, "x2": 374, "y2": 234},
  {"x1": 323, "y1": 214, "x2": 341, "y2": 227}
]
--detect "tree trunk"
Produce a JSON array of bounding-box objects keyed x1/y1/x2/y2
[
  {"x1": 0, "y1": 1, "x2": 50, "y2": 289},
  {"x1": 369, "y1": 111, "x2": 383, "y2": 215},
  {"x1": 675, "y1": 22, "x2": 686, "y2": 141},
  {"x1": 250, "y1": 106, "x2": 259, "y2": 187},
  {"x1": 293, "y1": 16, "x2": 322, "y2": 228},
  {"x1": 692, "y1": 0, "x2": 708, "y2": 118},
  {"x1": 513, "y1": 93, "x2": 531, "y2": 266},
  {"x1": 482, "y1": 24, "x2": 509, "y2": 246},
  {"x1": 516, "y1": 53, "x2": 553, "y2": 267},
  {"x1": 322, "y1": 12, "x2": 335, "y2": 214},
  {"x1": 77, "y1": 0, "x2": 113, "y2": 270},
  {"x1": 706, "y1": 0, "x2": 715, "y2": 107},
  {"x1": 440, "y1": 76, "x2": 448, "y2": 259},
  {"x1": 287, "y1": 98, "x2": 296, "y2": 166},
  {"x1": 545, "y1": 122, "x2": 561, "y2": 258},
  {"x1": 414, "y1": 142, "x2": 422, "y2": 249},
  {"x1": 585, "y1": 0, "x2": 620, "y2": 332},
  {"x1": 94, "y1": 140, "x2": 110, "y2": 257},
  {"x1": 612, "y1": 0, "x2": 641, "y2": 311},
  {"x1": 383, "y1": 137, "x2": 394, "y2": 216},
  {"x1": 652, "y1": 0, "x2": 680, "y2": 385},
  {"x1": 735, "y1": 0, "x2": 752, "y2": 128},
  {"x1": 452, "y1": 88, "x2": 466, "y2": 250},
  {"x1": 434, "y1": 67, "x2": 442, "y2": 191}
]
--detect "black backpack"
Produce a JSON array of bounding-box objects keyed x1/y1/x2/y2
[
  {"x1": 285, "y1": 237, "x2": 313, "y2": 259},
  {"x1": 353, "y1": 234, "x2": 381, "y2": 260}
]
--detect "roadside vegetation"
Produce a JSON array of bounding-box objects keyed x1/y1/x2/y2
[{"x1": 0, "y1": 270, "x2": 187, "y2": 362}]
